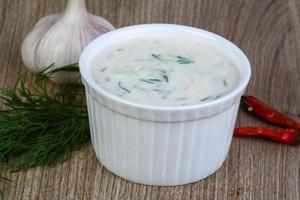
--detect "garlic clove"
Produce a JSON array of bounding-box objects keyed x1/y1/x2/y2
[
  {"x1": 35, "y1": 14, "x2": 62, "y2": 29},
  {"x1": 90, "y1": 15, "x2": 115, "y2": 32},
  {"x1": 21, "y1": 0, "x2": 115, "y2": 84},
  {"x1": 21, "y1": 14, "x2": 62, "y2": 73}
]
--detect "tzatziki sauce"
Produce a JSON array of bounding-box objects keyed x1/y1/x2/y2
[{"x1": 91, "y1": 36, "x2": 240, "y2": 106}]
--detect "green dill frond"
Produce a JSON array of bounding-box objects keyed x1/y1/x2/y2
[{"x1": 0, "y1": 65, "x2": 90, "y2": 171}]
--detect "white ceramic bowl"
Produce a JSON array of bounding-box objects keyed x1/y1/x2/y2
[{"x1": 79, "y1": 24, "x2": 251, "y2": 186}]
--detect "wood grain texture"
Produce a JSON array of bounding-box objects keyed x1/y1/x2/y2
[{"x1": 0, "y1": 0, "x2": 300, "y2": 199}]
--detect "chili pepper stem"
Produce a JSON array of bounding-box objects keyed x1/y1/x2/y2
[{"x1": 241, "y1": 96, "x2": 253, "y2": 112}]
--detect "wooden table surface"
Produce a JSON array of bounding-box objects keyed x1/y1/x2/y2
[{"x1": 0, "y1": 0, "x2": 300, "y2": 199}]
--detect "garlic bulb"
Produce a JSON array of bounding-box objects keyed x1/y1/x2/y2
[{"x1": 21, "y1": 0, "x2": 114, "y2": 84}]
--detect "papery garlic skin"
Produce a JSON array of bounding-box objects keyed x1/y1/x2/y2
[{"x1": 21, "y1": 0, "x2": 114, "y2": 84}]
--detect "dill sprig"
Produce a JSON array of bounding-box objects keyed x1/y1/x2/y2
[
  {"x1": 176, "y1": 56, "x2": 194, "y2": 64},
  {"x1": 118, "y1": 81, "x2": 130, "y2": 93},
  {"x1": 151, "y1": 54, "x2": 164, "y2": 61},
  {"x1": 0, "y1": 64, "x2": 90, "y2": 171}
]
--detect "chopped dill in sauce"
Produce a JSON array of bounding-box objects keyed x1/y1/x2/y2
[
  {"x1": 118, "y1": 81, "x2": 130, "y2": 93},
  {"x1": 152, "y1": 54, "x2": 163, "y2": 61},
  {"x1": 223, "y1": 80, "x2": 228, "y2": 87},
  {"x1": 176, "y1": 56, "x2": 194, "y2": 64},
  {"x1": 91, "y1": 36, "x2": 239, "y2": 106},
  {"x1": 163, "y1": 75, "x2": 169, "y2": 82}
]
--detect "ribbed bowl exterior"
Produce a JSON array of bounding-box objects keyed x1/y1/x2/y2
[
  {"x1": 85, "y1": 85, "x2": 241, "y2": 186},
  {"x1": 79, "y1": 24, "x2": 251, "y2": 186}
]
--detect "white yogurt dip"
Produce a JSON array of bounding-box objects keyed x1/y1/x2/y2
[{"x1": 91, "y1": 36, "x2": 240, "y2": 106}]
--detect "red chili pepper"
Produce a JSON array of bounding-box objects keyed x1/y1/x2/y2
[
  {"x1": 241, "y1": 96, "x2": 300, "y2": 131},
  {"x1": 234, "y1": 127, "x2": 300, "y2": 145},
  {"x1": 234, "y1": 95, "x2": 300, "y2": 145}
]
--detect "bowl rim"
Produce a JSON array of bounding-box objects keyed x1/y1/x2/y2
[{"x1": 79, "y1": 23, "x2": 251, "y2": 112}]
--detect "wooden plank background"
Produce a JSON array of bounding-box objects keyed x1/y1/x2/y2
[{"x1": 0, "y1": 0, "x2": 300, "y2": 199}]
